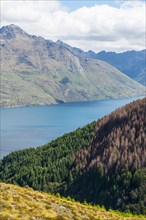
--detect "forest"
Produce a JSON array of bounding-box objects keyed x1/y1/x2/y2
[{"x1": 0, "y1": 98, "x2": 146, "y2": 215}]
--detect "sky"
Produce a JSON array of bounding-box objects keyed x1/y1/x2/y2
[{"x1": 1, "y1": 0, "x2": 146, "y2": 52}]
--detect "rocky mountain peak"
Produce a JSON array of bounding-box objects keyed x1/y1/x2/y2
[{"x1": 0, "y1": 24, "x2": 29, "y2": 39}]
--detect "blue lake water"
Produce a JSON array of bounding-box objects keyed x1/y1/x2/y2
[{"x1": 0, "y1": 96, "x2": 144, "y2": 158}]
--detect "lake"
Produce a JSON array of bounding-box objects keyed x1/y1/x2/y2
[{"x1": 0, "y1": 96, "x2": 144, "y2": 158}]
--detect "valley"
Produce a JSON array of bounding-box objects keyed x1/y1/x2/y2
[{"x1": 1, "y1": 98, "x2": 146, "y2": 215}]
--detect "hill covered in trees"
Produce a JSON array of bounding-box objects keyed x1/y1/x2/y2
[
  {"x1": 68, "y1": 98, "x2": 146, "y2": 214},
  {"x1": 1, "y1": 183, "x2": 145, "y2": 220},
  {"x1": 0, "y1": 98, "x2": 146, "y2": 215}
]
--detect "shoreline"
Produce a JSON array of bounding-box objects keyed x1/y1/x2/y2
[{"x1": 0, "y1": 94, "x2": 145, "y2": 109}]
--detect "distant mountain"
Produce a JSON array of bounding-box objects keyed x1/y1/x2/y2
[
  {"x1": 0, "y1": 24, "x2": 145, "y2": 107},
  {"x1": 1, "y1": 98, "x2": 146, "y2": 214},
  {"x1": 1, "y1": 183, "x2": 144, "y2": 220},
  {"x1": 92, "y1": 50, "x2": 146, "y2": 86}
]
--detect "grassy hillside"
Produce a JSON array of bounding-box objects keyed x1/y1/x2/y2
[
  {"x1": 0, "y1": 24, "x2": 145, "y2": 107},
  {"x1": 0, "y1": 98, "x2": 146, "y2": 214},
  {"x1": 0, "y1": 183, "x2": 145, "y2": 220}
]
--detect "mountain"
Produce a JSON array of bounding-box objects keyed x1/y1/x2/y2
[
  {"x1": 0, "y1": 24, "x2": 145, "y2": 107},
  {"x1": 1, "y1": 98, "x2": 146, "y2": 214},
  {"x1": 92, "y1": 50, "x2": 146, "y2": 86},
  {"x1": 1, "y1": 183, "x2": 144, "y2": 220}
]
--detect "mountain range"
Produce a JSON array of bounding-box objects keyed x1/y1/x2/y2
[
  {"x1": 1, "y1": 98, "x2": 145, "y2": 214},
  {"x1": 0, "y1": 24, "x2": 145, "y2": 107}
]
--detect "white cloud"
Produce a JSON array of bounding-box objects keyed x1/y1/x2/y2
[{"x1": 1, "y1": 0, "x2": 145, "y2": 52}]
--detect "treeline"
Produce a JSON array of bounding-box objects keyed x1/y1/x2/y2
[{"x1": 0, "y1": 98, "x2": 146, "y2": 215}]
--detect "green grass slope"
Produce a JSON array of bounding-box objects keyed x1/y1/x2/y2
[{"x1": 0, "y1": 183, "x2": 145, "y2": 220}]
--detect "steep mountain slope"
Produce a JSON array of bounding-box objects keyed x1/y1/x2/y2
[
  {"x1": 0, "y1": 24, "x2": 145, "y2": 107},
  {"x1": 0, "y1": 98, "x2": 146, "y2": 214},
  {"x1": 1, "y1": 183, "x2": 145, "y2": 220}
]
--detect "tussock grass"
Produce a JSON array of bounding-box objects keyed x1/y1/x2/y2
[{"x1": 0, "y1": 183, "x2": 145, "y2": 220}]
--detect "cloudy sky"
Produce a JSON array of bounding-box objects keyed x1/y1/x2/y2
[{"x1": 1, "y1": 0, "x2": 146, "y2": 52}]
